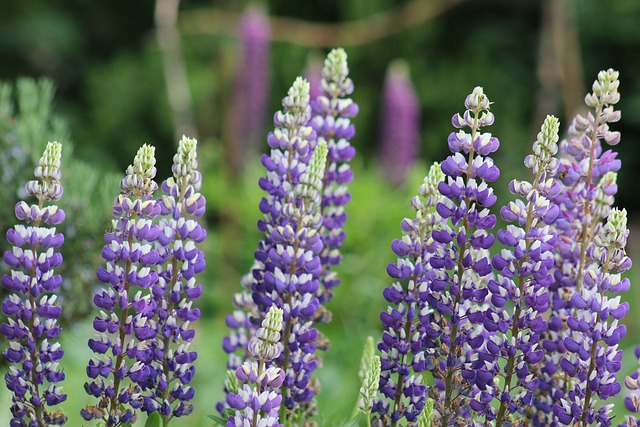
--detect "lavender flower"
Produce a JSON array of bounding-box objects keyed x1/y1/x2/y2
[
  {"x1": 373, "y1": 162, "x2": 444, "y2": 425},
  {"x1": 489, "y1": 116, "x2": 560, "y2": 424},
  {"x1": 310, "y1": 47, "x2": 358, "y2": 306},
  {"x1": 82, "y1": 144, "x2": 162, "y2": 426},
  {"x1": 143, "y1": 136, "x2": 206, "y2": 420},
  {"x1": 426, "y1": 87, "x2": 500, "y2": 424},
  {"x1": 378, "y1": 60, "x2": 420, "y2": 187},
  {"x1": 1, "y1": 141, "x2": 67, "y2": 426},
  {"x1": 229, "y1": 4, "x2": 271, "y2": 174},
  {"x1": 226, "y1": 307, "x2": 285, "y2": 427},
  {"x1": 623, "y1": 347, "x2": 640, "y2": 426}
]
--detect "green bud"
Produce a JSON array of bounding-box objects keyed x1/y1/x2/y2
[
  {"x1": 357, "y1": 355, "x2": 380, "y2": 415},
  {"x1": 417, "y1": 398, "x2": 434, "y2": 427},
  {"x1": 224, "y1": 369, "x2": 239, "y2": 395}
]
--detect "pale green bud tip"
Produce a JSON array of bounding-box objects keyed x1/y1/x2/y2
[
  {"x1": 358, "y1": 355, "x2": 381, "y2": 414},
  {"x1": 224, "y1": 369, "x2": 239, "y2": 394},
  {"x1": 358, "y1": 336, "x2": 376, "y2": 381},
  {"x1": 174, "y1": 135, "x2": 199, "y2": 179},
  {"x1": 427, "y1": 162, "x2": 444, "y2": 189},
  {"x1": 35, "y1": 141, "x2": 63, "y2": 181},
  {"x1": 608, "y1": 207, "x2": 627, "y2": 233},
  {"x1": 417, "y1": 398, "x2": 435, "y2": 427},
  {"x1": 309, "y1": 141, "x2": 328, "y2": 175},
  {"x1": 134, "y1": 144, "x2": 157, "y2": 177},
  {"x1": 324, "y1": 47, "x2": 349, "y2": 83},
  {"x1": 541, "y1": 115, "x2": 560, "y2": 142},
  {"x1": 264, "y1": 307, "x2": 284, "y2": 335}
]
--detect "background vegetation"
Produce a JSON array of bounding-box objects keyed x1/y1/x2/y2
[{"x1": 1, "y1": 0, "x2": 639, "y2": 425}]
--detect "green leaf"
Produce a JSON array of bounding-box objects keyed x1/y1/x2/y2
[
  {"x1": 206, "y1": 414, "x2": 228, "y2": 426},
  {"x1": 144, "y1": 412, "x2": 161, "y2": 427},
  {"x1": 344, "y1": 413, "x2": 362, "y2": 427}
]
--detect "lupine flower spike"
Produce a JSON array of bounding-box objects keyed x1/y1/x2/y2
[
  {"x1": 145, "y1": 136, "x2": 206, "y2": 421},
  {"x1": 488, "y1": 116, "x2": 560, "y2": 425},
  {"x1": 426, "y1": 87, "x2": 500, "y2": 424},
  {"x1": 221, "y1": 77, "x2": 322, "y2": 420},
  {"x1": 82, "y1": 144, "x2": 162, "y2": 426},
  {"x1": 310, "y1": 47, "x2": 358, "y2": 307},
  {"x1": 378, "y1": 59, "x2": 420, "y2": 187},
  {"x1": 226, "y1": 307, "x2": 286, "y2": 427},
  {"x1": 534, "y1": 69, "x2": 624, "y2": 426},
  {"x1": 1, "y1": 141, "x2": 67, "y2": 426},
  {"x1": 373, "y1": 162, "x2": 445, "y2": 425}
]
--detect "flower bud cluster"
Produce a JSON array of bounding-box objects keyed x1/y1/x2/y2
[
  {"x1": 1, "y1": 142, "x2": 67, "y2": 426},
  {"x1": 82, "y1": 144, "x2": 162, "y2": 425}
]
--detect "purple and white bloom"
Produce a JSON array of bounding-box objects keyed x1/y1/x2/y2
[
  {"x1": 82, "y1": 144, "x2": 162, "y2": 426},
  {"x1": 532, "y1": 69, "x2": 624, "y2": 427},
  {"x1": 143, "y1": 136, "x2": 206, "y2": 419},
  {"x1": 229, "y1": 4, "x2": 271, "y2": 173},
  {"x1": 489, "y1": 116, "x2": 560, "y2": 424},
  {"x1": 221, "y1": 77, "x2": 317, "y2": 373},
  {"x1": 1, "y1": 141, "x2": 67, "y2": 426},
  {"x1": 226, "y1": 307, "x2": 285, "y2": 427},
  {"x1": 378, "y1": 60, "x2": 420, "y2": 187},
  {"x1": 426, "y1": 87, "x2": 500, "y2": 424},
  {"x1": 310, "y1": 47, "x2": 358, "y2": 306},
  {"x1": 373, "y1": 162, "x2": 444, "y2": 425}
]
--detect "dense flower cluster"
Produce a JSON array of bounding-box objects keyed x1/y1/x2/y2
[
  {"x1": 378, "y1": 60, "x2": 420, "y2": 186},
  {"x1": 1, "y1": 142, "x2": 67, "y2": 426},
  {"x1": 532, "y1": 69, "x2": 626, "y2": 427},
  {"x1": 373, "y1": 162, "x2": 445, "y2": 425},
  {"x1": 226, "y1": 307, "x2": 285, "y2": 427},
  {"x1": 310, "y1": 47, "x2": 358, "y2": 306},
  {"x1": 144, "y1": 136, "x2": 206, "y2": 420},
  {"x1": 222, "y1": 48, "x2": 357, "y2": 424},
  {"x1": 82, "y1": 144, "x2": 162, "y2": 426},
  {"x1": 488, "y1": 115, "x2": 560, "y2": 424}
]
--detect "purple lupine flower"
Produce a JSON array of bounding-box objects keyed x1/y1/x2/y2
[
  {"x1": 623, "y1": 347, "x2": 640, "y2": 426},
  {"x1": 82, "y1": 145, "x2": 162, "y2": 426},
  {"x1": 142, "y1": 136, "x2": 206, "y2": 420},
  {"x1": 532, "y1": 69, "x2": 623, "y2": 426},
  {"x1": 553, "y1": 208, "x2": 630, "y2": 426},
  {"x1": 309, "y1": 47, "x2": 358, "y2": 306},
  {"x1": 1, "y1": 142, "x2": 67, "y2": 426},
  {"x1": 488, "y1": 116, "x2": 560, "y2": 425},
  {"x1": 425, "y1": 87, "x2": 500, "y2": 425},
  {"x1": 378, "y1": 60, "x2": 420, "y2": 187},
  {"x1": 221, "y1": 77, "x2": 322, "y2": 418},
  {"x1": 229, "y1": 4, "x2": 271, "y2": 174},
  {"x1": 373, "y1": 162, "x2": 445, "y2": 426},
  {"x1": 226, "y1": 307, "x2": 285, "y2": 427}
]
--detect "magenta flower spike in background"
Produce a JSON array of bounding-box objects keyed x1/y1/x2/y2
[
  {"x1": 378, "y1": 60, "x2": 420, "y2": 187},
  {"x1": 310, "y1": 47, "x2": 358, "y2": 306},
  {"x1": 1, "y1": 142, "x2": 67, "y2": 427},
  {"x1": 144, "y1": 136, "x2": 206, "y2": 421},
  {"x1": 82, "y1": 144, "x2": 162, "y2": 427},
  {"x1": 229, "y1": 4, "x2": 271, "y2": 174}
]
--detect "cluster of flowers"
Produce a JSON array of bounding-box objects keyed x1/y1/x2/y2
[
  {"x1": 371, "y1": 69, "x2": 634, "y2": 427},
  {"x1": 220, "y1": 47, "x2": 358, "y2": 425},
  {"x1": 1, "y1": 42, "x2": 636, "y2": 427},
  {"x1": 1, "y1": 137, "x2": 206, "y2": 427}
]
